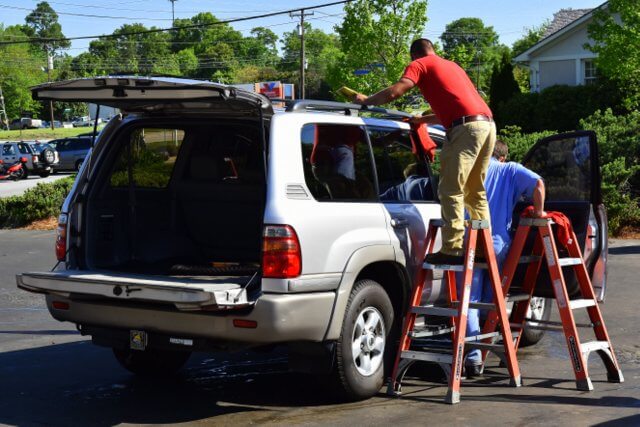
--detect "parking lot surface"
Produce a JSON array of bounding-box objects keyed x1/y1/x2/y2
[
  {"x1": 0, "y1": 173, "x2": 72, "y2": 198},
  {"x1": 0, "y1": 230, "x2": 638, "y2": 426}
]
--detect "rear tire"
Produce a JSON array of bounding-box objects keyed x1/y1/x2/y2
[
  {"x1": 332, "y1": 279, "x2": 393, "y2": 401},
  {"x1": 112, "y1": 348, "x2": 191, "y2": 377},
  {"x1": 519, "y1": 297, "x2": 552, "y2": 347},
  {"x1": 39, "y1": 171, "x2": 51, "y2": 178}
]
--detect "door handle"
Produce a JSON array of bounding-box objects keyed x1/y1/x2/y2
[{"x1": 390, "y1": 217, "x2": 409, "y2": 229}]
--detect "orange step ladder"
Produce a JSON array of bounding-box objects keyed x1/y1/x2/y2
[
  {"x1": 481, "y1": 214, "x2": 624, "y2": 390},
  {"x1": 387, "y1": 219, "x2": 522, "y2": 404}
]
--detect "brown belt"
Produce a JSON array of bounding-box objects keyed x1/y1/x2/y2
[{"x1": 448, "y1": 115, "x2": 493, "y2": 130}]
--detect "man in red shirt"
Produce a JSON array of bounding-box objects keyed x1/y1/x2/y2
[{"x1": 353, "y1": 38, "x2": 496, "y2": 265}]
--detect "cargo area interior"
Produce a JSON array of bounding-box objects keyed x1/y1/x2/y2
[{"x1": 83, "y1": 118, "x2": 266, "y2": 279}]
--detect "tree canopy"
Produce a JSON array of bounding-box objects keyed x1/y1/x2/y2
[{"x1": 24, "y1": 1, "x2": 70, "y2": 54}]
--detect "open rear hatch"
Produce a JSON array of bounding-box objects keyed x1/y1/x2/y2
[
  {"x1": 17, "y1": 271, "x2": 256, "y2": 311},
  {"x1": 31, "y1": 76, "x2": 273, "y2": 115}
]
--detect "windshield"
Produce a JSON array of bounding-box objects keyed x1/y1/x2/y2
[{"x1": 29, "y1": 143, "x2": 53, "y2": 153}]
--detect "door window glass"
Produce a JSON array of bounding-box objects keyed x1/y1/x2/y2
[
  {"x1": 17, "y1": 143, "x2": 30, "y2": 154},
  {"x1": 300, "y1": 123, "x2": 377, "y2": 201},
  {"x1": 524, "y1": 135, "x2": 591, "y2": 201},
  {"x1": 2, "y1": 145, "x2": 16, "y2": 156},
  {"x1": 55, "y1": 140, "x2": 69, "y2": 152},
  {"x1": 368, "y1": 127, "x2": 433, "y2": 202},
  {"x1": 110, "y1": 128, "x2": 185, "y2": 188}
]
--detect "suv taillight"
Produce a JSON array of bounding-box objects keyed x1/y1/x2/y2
[
  {"x1": 32, "y1": 155, "x2": 38, "y2": 163},
  {"x1": 262, "y1": 225, "x2": 301, "y2": 278},
  {"x1": 55, "y1": 213, "x2": 68, "y2": 261}
]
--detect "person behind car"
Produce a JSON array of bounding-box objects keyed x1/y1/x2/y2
[
  {"x1": 459, "y1": 139, "x2": 546, "y2": 377},
  {"x1": 380, "y1": 163, "x2": 432, "y2": 201}
]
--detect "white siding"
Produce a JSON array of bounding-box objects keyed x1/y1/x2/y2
[{"x1": 539, "y1": 60, "x2": 577, "y2": 90}]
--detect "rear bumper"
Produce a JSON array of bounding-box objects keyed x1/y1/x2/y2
[{"x1": 44, "y1": 291, "x2": 336, "y2": 345}]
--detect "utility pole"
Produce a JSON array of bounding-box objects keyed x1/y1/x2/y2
[
  {"x1": 169, "y1": 0, "x2": 177, "y2": 25},
  {"x1": 46, "y1": 48, "x2": 55, "y2": 130},
  {"x1": 290, "y1": 8, "x2": 314, "y2": 99},
  {"x1": 0, "y1": 85, "x2": 9, "y2": 131}
]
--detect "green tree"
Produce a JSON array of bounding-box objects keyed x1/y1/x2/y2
[
  {"x1": 24, "y1": 2, "x2": 71, "y2": 55},
  {"x1": 281, "y1": 23, "x2": 341, "y2": 98},
  {"x1": 327, "y1": 0, "x2": 428, "y2": 105},
  {"x1": 587, "y1": 0, "x2": 640, "y2": 108},
  {"x1": 0, "y1": 25, "x2": 45, "y2": 119},
  {"x1": 511, "y1": 23, "x2": 548, "y2": 58},
  {"x1": 489, "y1": 52, "x2": 521, "y2": 121},
  {"x1": 440, "y1": 17, "x2": 505, "y2": 91}
]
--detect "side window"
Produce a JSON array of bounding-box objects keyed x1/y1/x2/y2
[
  {"x1": 55, "y1": 140, "x2": 68, "y2": 152},
  {"x1": 3, "y1": 145, "x2": 16, "y2": 156},
  {"x1": 17, "y1": 143, "x2": 30, "y2": 154},
  {"x1": 300, "y1": 123, "x2": 377, "y2": 201},
  {"x1": 110, "y1": 128, "x2": 185, "y2": 189},
  {"x1": 79, "y1": 139, "x2": 92, "y2": 150},
  {"x1": 368, "y1": 127, "x2": 433, "y2": 202},
  {"x1": 524, "y1": 135, "x2": 591, "y2": 201}
]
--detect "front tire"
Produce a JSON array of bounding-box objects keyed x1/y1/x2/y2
[
  {"x1": 333, "y1": 279, "x2": 393, "y2": 401},
  {"x1": 112, "y1": 348, "x2": 191, "y2": 377}
]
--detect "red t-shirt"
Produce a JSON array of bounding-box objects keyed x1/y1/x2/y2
[{"x1": 402, "y1": 55, "x2": 492, "y2": 129}]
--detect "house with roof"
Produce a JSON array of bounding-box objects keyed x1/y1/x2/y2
[{"x1": 514, "y1": 2, "x2": 617, "y2": 93}]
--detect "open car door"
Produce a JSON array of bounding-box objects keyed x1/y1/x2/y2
[{"x1": 515, "y1": 131, "x2": 607, "y2": 301}]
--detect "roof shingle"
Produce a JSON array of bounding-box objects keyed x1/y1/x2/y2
[{"x1": 542, "y1": 8, "x2": 593, "y2": 38}]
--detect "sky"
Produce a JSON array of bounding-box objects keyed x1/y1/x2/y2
[{"x1": 0, "y1": 0, "x2": 607, "y2": 54}]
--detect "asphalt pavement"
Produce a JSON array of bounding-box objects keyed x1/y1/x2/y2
[
  {"x1": 0, "y1": 230, "x2": 638, "y2": 426},
  {"x1": 0, "y1": 173, "x2": 72, "y2": 198}
]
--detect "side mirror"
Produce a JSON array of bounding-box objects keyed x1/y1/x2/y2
[{"x1": 20, "y1": 157, "x2": 28, "y2": 163}]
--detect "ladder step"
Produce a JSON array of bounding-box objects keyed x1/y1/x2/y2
[
  {"x1": 465, "y1": 342, "x2": 505, "y2": 352},
  {"x1": 558, "y1": 257, "x2": 583, "y2": 266},
  {"x1": 569, "y1": 299, "x2": 597, "y2": 310},
  {"x1": 506, "y1": 293, "x2": 531, "y2": 302},
  {"x1": 452, "y1": 301, "x2": 495, "y2": 311},
  {"x1": 429, "y1": 219, "x2": 444, "y2": 228},
  {"x1": 423, "y1": 262, "x2": 464, "y2": 272},
  {"x1": 580, "y1": 340, "x2": 610, "y2": 354},
  {"x1": 401, "y1": 350, "x2": 453, "y2": 365},
  {"x1": 511, "y1": 319, "x2": 595, "y2": 329},
  {"x1": 465, "y1": 331, "x2": 501, "y2": 342},
  {"x1": 409, "y1": 325, "x2": 455, "y2": 338},
  {"x1": 412, "y1": 306, "x2": 459, "y2": 317}
]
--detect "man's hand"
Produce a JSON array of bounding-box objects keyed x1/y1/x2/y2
[
  {"x1": 352, "y1": 93, "x2": 368, "y2": 104},
  {"x1": 409, "y1": 113, "x2": 439, "y2": 125}
]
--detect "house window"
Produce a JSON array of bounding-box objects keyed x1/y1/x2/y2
[{"x1": 584, "y1": 60, "x2": 598, "y2": 85}]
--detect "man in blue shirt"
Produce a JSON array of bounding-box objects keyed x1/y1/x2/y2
[{"x1": 462, "y1": 140, "x2": 546, "y2": 376}]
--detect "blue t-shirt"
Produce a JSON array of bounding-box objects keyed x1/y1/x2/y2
[{"x1": 485, "y1": 158, "x2": 541, "y2": 249}]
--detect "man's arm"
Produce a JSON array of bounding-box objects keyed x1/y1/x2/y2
[
  {"x1": 353, "y1": 78, "x2": 415, "y2": 106},
  {"x1": 532, "y1": 179, "x2": 546, "y2": 218}
]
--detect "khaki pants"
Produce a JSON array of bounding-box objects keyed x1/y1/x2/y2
[{"x1": 438, "y1": 120, "x2": 496, "y2": 256}]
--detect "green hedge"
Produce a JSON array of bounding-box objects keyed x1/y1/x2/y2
[
  {"x1": 500, "y1": 109, "x2": 640, "y2": 235},
  {"x1": 494, "y1": 81, "x2": 625, "y2": 133},
  {"x1": 0, "y1": 176, "x2": 76, "y2": 228}
]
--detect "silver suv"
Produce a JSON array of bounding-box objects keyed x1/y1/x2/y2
[{"x1": 18, "y1": 77, "x2": 608, "y2": 400}]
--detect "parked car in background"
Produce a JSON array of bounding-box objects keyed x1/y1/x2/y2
[
  {"x1": 49, "y1": 136, "x2": 91, "y2": 171},
  {"x1": 1, "y1": 141, "x2": 59, "y2": 177},
  {"x1": 9, "y1": 117, "x2": 43, "y2": 130},
  {"x1": 72, "y1": 116, "x2": 101, "y2": 127}
]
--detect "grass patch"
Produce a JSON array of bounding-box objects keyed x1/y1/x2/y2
[{"x1": 0, "y1": 126, "x2": 105, "y2": 141}]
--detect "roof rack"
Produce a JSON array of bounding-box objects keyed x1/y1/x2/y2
[{"x1": 274, "y1": 99, "x2": 413, "y2": 120}]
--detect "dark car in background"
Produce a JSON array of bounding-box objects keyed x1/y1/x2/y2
[{"x1": 49, "y1": 137, "x2": 91, "y2": 171}]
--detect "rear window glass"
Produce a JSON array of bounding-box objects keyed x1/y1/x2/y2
[
  {"x1": 300, "y1": 123, "x2": 377, "y2": 202},
  {"x1": 29, "y1": 143, "x2": 53, "y2": 153},
  {"x1": 110, "y1": 128, "x2": 185, "y2": 188}
]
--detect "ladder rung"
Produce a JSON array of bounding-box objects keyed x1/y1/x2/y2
[
  {"x1": 401, "y1": 350, "x2": 453, "y2": 364},
  {"x1": 409, "y1": 326, "x2": 455, "y2": 338},
  {"x1": 558, "y1": 257, "x2": 583, "y2": 266},
  {"x1": 452, "y1": 301, "x2": 495, "y2": 311},
  {"x1": 465, "y1": 342, "x2": 505, "y2": 352},
  {"x1": 429, "y1": 219, "x2": 444, "y2": 228},
  {"x1": 475, "y1": 256, "x2": 541, "y2": 270},
  {"x1": 515, "y1": 319, "x2": 595, "y2": 328},
  {"x1": 569, "y1": 299, "x2": 597, "y2": 310},
  {"x1": 465, "y1": 331, "x2": 501, "y2": 342},
  {"x1": 506, "y1": 293, "x2": 531, "y2": 302},
  {"x1": 522, "y1": 324, "x2": 563, "y2": 332},
  {"x1": 423, "y1": 262, "x2": 464, "y2": 272},
  {"x1": 580, "y1": 340, "x2": 610, "y2": 354},
  {"x1": 412, "y1": 306, "x2": 458, "y2": 317}
]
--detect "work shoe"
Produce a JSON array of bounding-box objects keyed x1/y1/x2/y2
[
  {"x1": 464, "y1": 364, "x2": 483, "y2": 379},
  {"x1": 425, "y1": 251, "x2": 464, "y2": 265}
]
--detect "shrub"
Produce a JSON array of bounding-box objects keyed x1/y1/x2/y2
[{"x1": 0, "y1": 176, "x2": 76, "y2": 228}]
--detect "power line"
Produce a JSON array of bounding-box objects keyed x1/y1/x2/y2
[{"x1": 0, "y1": 0, "x2": 355, "y2": 46}]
